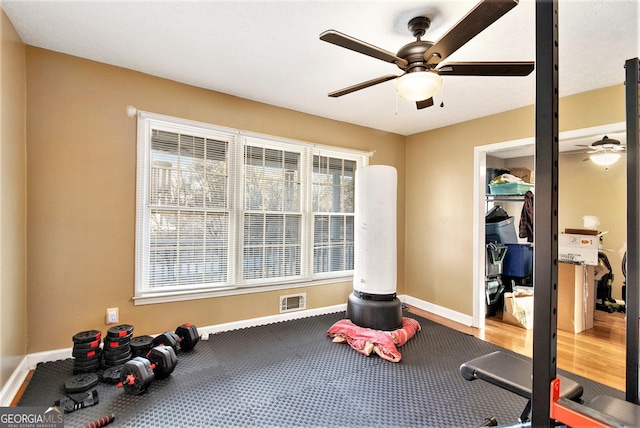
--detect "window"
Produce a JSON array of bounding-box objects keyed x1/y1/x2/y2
[
  {"x1": 312, "y1": 156, "x2": 356, "y2": 276},
  {"x1": 135, "y1": 112, "x2": 368, "y2": 303}
]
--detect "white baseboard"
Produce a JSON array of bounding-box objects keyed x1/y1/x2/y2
[
  {"x1": 198, "y1": 303, "x2": 347, "y2": 338},
  {"x1": 27, "y1": 348, "x2": 73, "y2": 369},
  {"x1": 399, "y1": 294, "x2": 473, "y2": 326},
  {"x1": 2, "y1": 297, "x2": 471, "y2": 405},
  {"x1": 0, "y1": 356, "x2": 29, "y2": 406}
]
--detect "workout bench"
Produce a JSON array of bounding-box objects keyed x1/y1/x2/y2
[{"x1": 460, "y1": 350, "x2": 583, "y2": 424}]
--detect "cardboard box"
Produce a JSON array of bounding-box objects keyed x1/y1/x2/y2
[
  {"x1": 558, "y1": 263, "x2": 595, "y2": 333},
  {"x1": 558, "y1": 233, "x2": 599, "y2": 265},
  {"x1": 564, "y1": 228, "x2": 599, "y2": 236},
  {"x1": 502, "y1": 290, "x2": 534, "y2": 329},
  {"x1": 508, "y1": 167, "x2": 532, "y2": 184}
]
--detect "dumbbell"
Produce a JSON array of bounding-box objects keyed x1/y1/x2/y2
[
  {"x1": 152, "y1": 323, "x2": 200, "y2": 352},
  {"x1": 118, "y1": 346, "x2": 177, "y2": 395}
]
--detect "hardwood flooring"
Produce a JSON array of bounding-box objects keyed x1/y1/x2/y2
[{"x1": 407, "y1": 306, "x2": 627, "y2": 391}]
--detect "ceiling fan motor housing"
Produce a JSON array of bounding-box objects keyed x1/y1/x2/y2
[
  {"x1": 592, "y1": 135, "x2": 622, "y2": 148},
  {"x1": 397, "y1": 17, "x2": 436, "y2": 72},
  {"x1": 397, "y1": 40, "x2": 434, "y2": 72}
]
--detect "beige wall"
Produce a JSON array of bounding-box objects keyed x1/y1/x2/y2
[
  {"x1": 25, "y1": 47, "x2": 406, "y2": 353},
  {"x1": 558, "y1": 152, "x2": 626, "y2": 300},
  {"x1": 0, "y1": 8, "x2": 27, "y2": 389},
  {"x1": 405, "y1": 85, "x2": 625, "y2": 315},
  {"x1": 405, "y1": 107, "x2": 534, "y2": 314}
]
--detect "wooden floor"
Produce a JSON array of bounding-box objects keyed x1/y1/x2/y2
[{"x1": 407, "y1": 306, "x2": 627, "y2": 391}]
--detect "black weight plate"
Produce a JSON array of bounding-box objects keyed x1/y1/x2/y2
[
  {"x1": 147, "y1": 346, "x2": 177, "y2": 379},
  {"x1": 73, "y1": 347, "x2": 102, "y2": 358},
  {"x1": 73, "y1": 356, "x2": 102, "y2": 367},
  {"x1": 72, "y1": 339, "x2": 101, "y2": 350},
  {"x1": 102, "y1": 341, "x2": 130, "y2": 353},
  {"x1": 102, "y1": 349, "x2": 130, "y2": 360},
  {"x1": 130, "y1": 335, "x2": 153, "y2": 350},
  {"x1": 103, "y1": 333, "x2": 132, "y2": 345},
  {"x1": 106, "y1": 324, "x2": 134, "y2": 338},
  {"x1": 103, "y1": 352, "x2": 132, "y2": 367},
  {"x1": 72, "y1": 363, "x2": 101, "y2": 374},
  {"x1": 175, "y1": 324, "x2": 200, "y2": 352},
  {"x1": 73, "y1": 365, "x2": 101, "y2": 375},
  {"x1": 72, "y1": 346, "x2": 101, "y2": 359},
  {"x1": 102, "y1": 352, "x2": 130, "y2": 363},
  {"x1": 120, "y1": 357, "x2": 154, "y2": 395},
  {"x1": 72, "y1": 330, "x2": 102, "y2": 345},
  {"x1": 73, "y1": 351, "x2": 102, "y2": 364},
  {"x1": 152, "y1": 331, "x2": 180, "y2": 352},
  {"x1": 73, "y1": 363, "x2": 101, "y2": 374},
  {"x1": 103, "y1": 349, "x2": 131, "y2": 361},
  {"x1": 64, "y1": 373, "x2": 99, "y2": 393},
  {"x1": 101, "y1": 365, "x2": 123, "y2": 384}
]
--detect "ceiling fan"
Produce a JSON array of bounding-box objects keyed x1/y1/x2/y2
[
  {"x1": 578, "y1": 136, "x2": 626, "y2": 166},
  {"x1": 319, "y1": 0, "x2": 534, "y2": 109}
]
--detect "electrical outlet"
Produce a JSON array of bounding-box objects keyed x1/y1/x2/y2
[{"x1": 106, "y1": 307, "x2": 119, "y2": 324}]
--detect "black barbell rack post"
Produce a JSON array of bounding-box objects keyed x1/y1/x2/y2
[
  {"x1": 625, "y1": 56, "x2": 640, "y2": 405},
  {"x1": 531, "y1": 0, "x2": 559, "y2": 426}
]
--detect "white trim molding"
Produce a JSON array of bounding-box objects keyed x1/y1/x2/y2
[
  {"x1": 400, "y1": 294, "x2": 473, "y2": 326},
  {"x1": 0, "y1": 356, "x2": 29, "y2": 406}
]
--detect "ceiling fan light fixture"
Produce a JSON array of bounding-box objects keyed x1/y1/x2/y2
[
  {"x1": 395, "y1": 71, "x2": 442, "y2": 101},
  {"x1": 590, "y1": 152, "x2": 620, "y2": 166}
]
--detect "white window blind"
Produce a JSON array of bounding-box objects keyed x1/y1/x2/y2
[
  {"x1": 312, "y1": 155, "x2": 356, "y2": 275},
  {"x1": 241, "y1": 140, "x2": 306, "y2": 284},
  {"x1": 135, "y1": 112, "x2": 368, "y2": 302}
]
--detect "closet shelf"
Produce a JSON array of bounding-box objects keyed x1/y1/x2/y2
[{"x1": 485, "y1": 194, "x2": 527, "y2": 202}]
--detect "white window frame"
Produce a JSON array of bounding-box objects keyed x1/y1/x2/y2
[{"x1": 134, "y1": 112, "x2": 369, "y2": 305}]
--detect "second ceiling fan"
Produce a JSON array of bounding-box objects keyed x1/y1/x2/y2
[{"x1": 320, "y1": 0, "x2": 535, "y2": 109}]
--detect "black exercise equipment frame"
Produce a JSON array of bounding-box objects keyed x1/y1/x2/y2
[
  {"x1": 531, "y1": 0, "x2": 559, "y2": 425},
  {"x1": 625, "y1": 56, "x2": 640, "y2": 405}
]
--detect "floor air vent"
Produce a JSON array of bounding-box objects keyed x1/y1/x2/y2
[{"x1": 280, "y1": 293, "x2": 306, "y2": 313}]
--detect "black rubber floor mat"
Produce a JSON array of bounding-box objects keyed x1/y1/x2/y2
[{"x1": 17, "y1": 311, "x2": 624, "y2": 427}]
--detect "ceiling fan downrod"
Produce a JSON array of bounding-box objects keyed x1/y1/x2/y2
[{"x1": 407, "y1": 16, "x2": 431, "y2": 40}]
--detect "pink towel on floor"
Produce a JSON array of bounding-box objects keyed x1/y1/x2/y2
[{"x1": 327, "y1": 317, "x2": 421, "y2": 362}]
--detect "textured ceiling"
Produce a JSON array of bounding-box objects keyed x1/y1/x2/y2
[{"x1": 2, "y1": 0, "x2": 638, "y2": 137}]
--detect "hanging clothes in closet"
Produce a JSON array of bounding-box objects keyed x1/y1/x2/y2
[{"x1": 519, "y1": 190, "x2": 534, "y2": 242}]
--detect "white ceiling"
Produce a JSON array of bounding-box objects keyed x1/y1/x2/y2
[{"x1": 1, "y1": 0, "x2": 638, "y2": 138}]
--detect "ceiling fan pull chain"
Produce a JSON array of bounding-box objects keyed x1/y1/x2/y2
[{"x1": 440, "y1": 81, "x2": 445, "y2": 108}]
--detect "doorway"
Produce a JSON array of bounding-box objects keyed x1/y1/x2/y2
[{"x1": 472, "y1": 121, "x2": 626, "y2": 328}]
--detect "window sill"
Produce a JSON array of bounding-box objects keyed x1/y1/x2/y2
[{"x1": 133, "y1": 276, "x2": 353, "y2": 305}]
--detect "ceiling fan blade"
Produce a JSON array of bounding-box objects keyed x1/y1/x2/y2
[
  {"x1": 436, "y1": 61, "x2": 534, "y2": 76},
  {"x1": 328, "y1": 74, "x2": 398, "y2": 98},
  {"x1": 320, "y1": 30, "x2": 408, "y2": 68},
  {"x1": 416, "y1": 98, "x2": 434, "y2": 110},
  {"x1": 423, "y1": 0, "x2": 519, "y2": 65}
]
